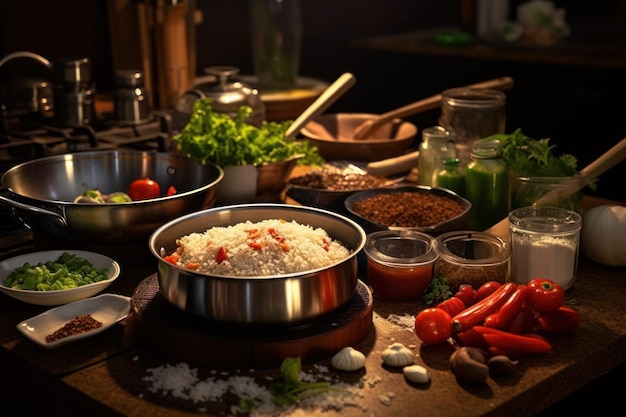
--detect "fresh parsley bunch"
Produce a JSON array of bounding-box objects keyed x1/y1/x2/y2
[
  {"x1": 172, "y1": 98, "x2": 324, "y2": 167},
  {"x1": 485, "y1": 128, "x2": 579, "y2": 177}
]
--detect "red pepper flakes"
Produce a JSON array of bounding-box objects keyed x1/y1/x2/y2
[{"x1": 45, "y1": 314, "x2": 103, "y2": 343}]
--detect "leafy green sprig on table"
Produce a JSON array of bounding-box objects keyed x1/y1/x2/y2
[
  {"x1": 172, "y1": 98, "x2": 324, "y2": 167},
  {"x1": 238, "y1": 357, "x2": 344, "y2": 411},
  {"x1": 423, "y1": 275, "x2": 452, "y2": 305}
]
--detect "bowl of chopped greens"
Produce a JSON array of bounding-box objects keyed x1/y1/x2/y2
[
  {"x1": 0, "y1": 250, "x2": 121, "y2": 306},
  {"x1": 172, "y1": 98, "x2": 324, "y2": 203}
]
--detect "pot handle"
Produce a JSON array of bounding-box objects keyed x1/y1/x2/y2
[{"x1": 0, "y1": 195, "x2": 68, "y2": 227}]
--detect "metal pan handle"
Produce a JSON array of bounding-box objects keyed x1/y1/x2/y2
[{"x1": 0, "y1": 194, "x2": 67, "y2": 227}]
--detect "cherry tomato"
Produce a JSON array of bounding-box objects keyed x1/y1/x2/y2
[
  {"x1": 454, "y1": 285, "x2": 476, "y2": 307},
  {"x1": 527, "y1": 278, "x2": 564, "y2": 313},
  {"x1": 166, "y1": 185, "x2": 177, "y2": 196},
  {"x1": 128, "y1": 178, "x2": 161, "y2": 200},
  {"x1": 414, "y1": 307, "x2": 453, "y2": 345},
  {"x1": 537, "y1": 306, "x2": 581, "y2": 333},
  {"x1": 475, "y1": 281, "x2": 502, "y2": 302}
]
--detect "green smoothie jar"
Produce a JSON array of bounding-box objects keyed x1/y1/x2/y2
[{"x1": 465, "y1": 139, "x2": 509, "y2": 231}]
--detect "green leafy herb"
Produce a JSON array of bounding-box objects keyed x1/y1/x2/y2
[
  {"x1": 172, "y1": 98, "x2": 324, "y2": 167},
  {"x1": 422, "y1": 275, "x2": 452, "y2": 305},
  {"x1": 484, "y1": 128, "x2": 579, "y2": 177},
  {"x1": 268, "y1": 357, "x2": 343, "y2": 406}
]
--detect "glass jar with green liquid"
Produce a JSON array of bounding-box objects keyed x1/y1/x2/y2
[
  {"x1": 436, "y1": 158, "x2": 466, "y2": 197},
  {"x1": 465, "y1": 139, "x2": 508, "y2": 230}
]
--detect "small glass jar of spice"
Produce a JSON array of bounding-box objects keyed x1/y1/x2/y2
[{"x1": 433, "y1": 230, "x2": 510, "y2": 293}]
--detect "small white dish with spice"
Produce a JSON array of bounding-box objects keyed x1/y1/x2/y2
[{"x1": 16, "y1": 293, "x2": 131, "y2": 349}]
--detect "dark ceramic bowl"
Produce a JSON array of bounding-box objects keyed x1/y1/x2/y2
[
  {"x1": 344, "y1": 184, "x2": 471, "y2": 236},
  {"x1": 285, "y1": 161, "x2": 404, "y2": 213}
]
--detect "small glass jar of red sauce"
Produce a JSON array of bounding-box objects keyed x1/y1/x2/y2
[{"x1": 364, "y1": 230, "x2": 438, "y2": 301}]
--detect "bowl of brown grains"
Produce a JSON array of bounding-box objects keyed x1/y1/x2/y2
[
  {"x1": 344, "y1": 184, "x2": 471, "y2": 236},
  {"x1": 286, "y1": 161, "x2": 404, "y2": 212}
]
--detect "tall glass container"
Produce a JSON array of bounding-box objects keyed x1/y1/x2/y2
[
  {"x1": 465, "y1": 139, "x2": 509, "y2": 231},
  {"x1": 439, "y1": 88, "x2": 506, "y2": 165},
  {"x1": 248, "y1": 0, "x2": 302, "y2": 90},
  {"x1": 417, "y1": 126, "x2": 457, "y2": 187}
]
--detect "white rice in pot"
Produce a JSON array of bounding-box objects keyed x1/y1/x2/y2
[{"x1": 165, "y1": 219, "x2": 352, "y2": 276}]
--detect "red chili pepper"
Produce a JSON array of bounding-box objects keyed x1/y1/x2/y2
[
  {"x1": 475, "y1": 281, "x2": 502, "y2": 302},
  {"x1": 487, "y1": 346, "x2": 528, "y2": 357},
  {"x1": 507, "y1": 305, "x2": 537, "y2": 334},
  {"x1": 437, "y1": 296, "x2": 466, "y2": 317},
  {"x1": 454, "y1": 285, "x2": 476, "y2": 307},
  {"x1": 215, "y1": 247, "x2": 228, "y2": 264},
  {"x1": 166, "y1": 185, "x2": 177, "y2": 196},
  {"x1": 537, "y1": 306, "x2": 581, "y2": 333},
  {"x1": 451, "y1": 282, "x2": 517, "y2": 332},
  {"x1": 473, "y1": 326, "x2": 552, "y2": 354},
  {"x1": 454, "y1": 327, "x2": 489, "y2": 349},
  {"x1": 486, "y1": 284, "x2": 529, "y2": 329}
]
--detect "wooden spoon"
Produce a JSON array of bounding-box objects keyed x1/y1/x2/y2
[
  {"x1": 353, "y1": 76, "x2": 515, "y2": 140},
  {"x1": 284, "y1": 72, "x2": 356, "y2": 139},
  {"x1": 485, "y1": 136, "x2": 626, "y2": 239}
]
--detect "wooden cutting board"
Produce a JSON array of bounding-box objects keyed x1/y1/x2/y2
[{"x1": 131, "y1": 274, "x2": 374, "y2": 369}]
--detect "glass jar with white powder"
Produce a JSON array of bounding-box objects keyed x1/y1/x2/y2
[{"x1": 508, "y1": 206, "x2": 582, "y2": 290}]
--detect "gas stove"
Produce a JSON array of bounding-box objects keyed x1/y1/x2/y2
[{"x1": 0, "y1": 109, "x2": 173, "y2": 253}]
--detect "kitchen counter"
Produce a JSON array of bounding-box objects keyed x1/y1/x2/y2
[{"x1": 1, "y1": 194, "x2": 624, "y2": 417}]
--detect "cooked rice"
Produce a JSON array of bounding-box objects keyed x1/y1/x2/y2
[{"x1": 169, "y1": 219, "x2": 351, "y2": 276}]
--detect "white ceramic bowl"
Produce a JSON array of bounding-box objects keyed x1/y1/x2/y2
[{"x1": 0, "y1": 250, "x2": 121, "y2": 306}]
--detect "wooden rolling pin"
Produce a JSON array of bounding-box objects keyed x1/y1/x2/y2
[{"x1": 485, "y1": 136, "x2": 626, "y2": 239}]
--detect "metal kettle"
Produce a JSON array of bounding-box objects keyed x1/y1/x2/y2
[{"x1": 172, "y1": 66, "x2": 265, "y2": 132}]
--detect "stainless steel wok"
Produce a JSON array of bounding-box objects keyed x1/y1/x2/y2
[
  {"x1": 0, "y1": 150, "x2": 224, "y2": 243},
  {"x1": 149, "y1": 203, "x2": 366, "y2": 326}
]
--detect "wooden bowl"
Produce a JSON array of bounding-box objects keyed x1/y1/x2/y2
[{"x1": 300, "y1": 113, "x2": 417, "y2": 162}]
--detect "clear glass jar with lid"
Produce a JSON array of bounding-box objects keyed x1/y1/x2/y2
[
  {"x1": 417, "y1": 126, "x2": 457, "y2": 187},
  {"x1": 465, "y1": 139, "x2": 509, "y2": 231},
  {"x1": 434, "y1": 230, "x2": 511, "y2": 293}
]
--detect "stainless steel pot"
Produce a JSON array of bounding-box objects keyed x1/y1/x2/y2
[
  {"x1": 149, "y1": 203, "x2": 366, "y2": 326},
  {"x1": 0, "y1": 150, "x2": 223, "y2": 243}
]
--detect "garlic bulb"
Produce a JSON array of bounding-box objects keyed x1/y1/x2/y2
[
  {"x1": 331, "y1": 347, "x2": 366, "y2": 371},
  {"x1": 403, "y1": 365, "x2": 430, "y2": 384},
  {"x1": 381, "y1": 342, "x2": 415, "y2": 367}
]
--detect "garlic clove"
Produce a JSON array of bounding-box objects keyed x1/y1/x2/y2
[
  {"x1": 403, "y1": 365, "x2": 430, "y2": 384},
  {"x1": 331, "y1": 346, "x2": 366, "y2": 371},
  {"x1": 381, "y1": 342, "x2": 415, "y2": 367}
]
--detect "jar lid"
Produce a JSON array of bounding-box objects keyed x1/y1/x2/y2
[
  {"x1": 364, "y1": 230, "x2": 437, "y2": 267},
  {"x1": 471, "y1": 138, "x2": 502, "y2": 159},
  {"x1": 434, "y1": 230, "x2": 510, "y2": 266},
  {"x1": 508, "y1": 206, "x2": 582, "y2": 233},
  {"x1": 422, "y1": 125, "x2": 452, "y2": 142}
]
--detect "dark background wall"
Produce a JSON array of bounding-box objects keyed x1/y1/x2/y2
[{"x1": 0, "y1": 0, "x2": 624, "y2": 201}]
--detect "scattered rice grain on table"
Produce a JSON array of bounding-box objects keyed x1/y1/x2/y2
[{"x1": 168, "y1": 219, "x2": 351, "y2": 276}]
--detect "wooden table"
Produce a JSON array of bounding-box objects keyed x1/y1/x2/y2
[{"x1": 1, "y1": 194, "x2": 624, "y2": 417}]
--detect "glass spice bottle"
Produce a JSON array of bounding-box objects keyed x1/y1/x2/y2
[
  {"x1": 417, "y1": 126, "x2": 457, "y2": 187},
  {"x1": 435, "y1": 158, "x2": 466, "y2": 197},
  {"x1": 465, "y1": 139, "x2": 509, "y2": 231}
]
